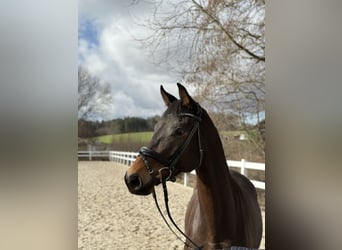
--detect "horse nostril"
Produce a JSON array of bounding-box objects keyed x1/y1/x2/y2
[{"x1": 128, "y1": 174, "x2": 142, "y2": 191}]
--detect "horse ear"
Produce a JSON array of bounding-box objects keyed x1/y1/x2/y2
[
  {"x1": 177, "y1": 83, "x2": 194, "y2": 107},
  {"x1": 160, "y1": 85, "x2": 177, "y2": 107}
]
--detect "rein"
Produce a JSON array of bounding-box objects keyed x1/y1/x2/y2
[{"x1": 139, "y1": 105, "x2": 204, "y2": 250}]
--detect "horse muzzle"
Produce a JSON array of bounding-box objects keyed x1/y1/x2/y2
[
  {"x1": 124, "y1": 172, "x2": 154, "y2": 195},
  {"x1": 124, "y1": 157, "x2": 154, "y2": 195}
]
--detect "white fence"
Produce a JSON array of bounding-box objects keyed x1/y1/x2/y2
[{"x1": 78, "y1": 150, "x2": 265, "y2": 190}]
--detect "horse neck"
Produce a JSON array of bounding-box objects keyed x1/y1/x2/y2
[
  {"x1": 196, "y1": 113, "x2": 232, "y2": 185},
  {"x1": 195, "y1": 114, "x2": 237, "y2": 243}
]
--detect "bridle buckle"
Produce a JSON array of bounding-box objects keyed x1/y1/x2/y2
[{"x1": 156, "y1": 167, "x2": 172, "y2": 183}]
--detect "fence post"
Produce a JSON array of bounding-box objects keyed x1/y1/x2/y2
[
  {"x1": 241, "y1": 159, "x2": 246, "y2": 176},
  {"x1": 88, "y1": 144, "x2": 92, "y2": 161},
  {"x1": 184, "y1": 173, "x2": 188, "y2": 187}
]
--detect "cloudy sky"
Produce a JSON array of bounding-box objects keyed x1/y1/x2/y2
[{"x1": 78, "y1": 0, "x2": 185, "y2": 120}]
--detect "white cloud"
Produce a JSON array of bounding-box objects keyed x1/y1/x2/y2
[{"x1": 78, "y1": 0, "x2": 183, "y2": 120}]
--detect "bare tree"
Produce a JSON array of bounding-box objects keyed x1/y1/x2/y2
[
  {"x1": 78, "y1": 66, "x2": 112, "y2": 120},
  {"x1": 132, "y1": 0, "x2": 265, "y2": 156}
]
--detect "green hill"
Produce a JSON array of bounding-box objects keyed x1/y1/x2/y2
[{"x1": 96, "y1": 132, "x2": 153, "y2": 145}]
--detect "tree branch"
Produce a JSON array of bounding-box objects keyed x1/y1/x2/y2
[{"x1": 191, "y1": 0, "x2": 265, "y2": 62}]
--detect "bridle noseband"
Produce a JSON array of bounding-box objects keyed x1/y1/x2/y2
[{"x1": 138, "y1": 104, "x2": 204, "y2": 250}]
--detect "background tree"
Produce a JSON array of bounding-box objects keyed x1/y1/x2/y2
[
  {"x1": 78, "y1": 66, "x2": 112, "y2": 120},
  {"x1": 132, "y1": 0, "x2": 265, "y2": 157}
]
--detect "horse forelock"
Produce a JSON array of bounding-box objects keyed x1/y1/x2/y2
[{"x1": 162, "y1": 100, "x2": 191, "y2": 117}]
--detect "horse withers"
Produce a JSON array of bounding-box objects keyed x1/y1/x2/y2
[{"x1": 124, "y1": 83, "x2": 262, "y2": 249}]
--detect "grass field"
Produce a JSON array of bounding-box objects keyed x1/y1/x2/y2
[
  {"x1": 95, "y1": 130, "x2": 251, "y2": 148},
  {"x1": 219, "y1": 130, "x2": 247, "y2": 137},
  {"x1": 96, "y1": 132, "x2": 153, "y2": 144},
  {"x1": 97, "y1": 130, "x2": 246, "y2": 144}
]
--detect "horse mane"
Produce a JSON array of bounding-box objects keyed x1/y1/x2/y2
[{"x1": 200, "y1": 107, "x2": 263, "y2": 247}]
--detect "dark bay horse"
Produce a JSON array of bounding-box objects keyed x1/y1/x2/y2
[{"x1": 124, "y1": 83, "x2": 262, "y2": 249}]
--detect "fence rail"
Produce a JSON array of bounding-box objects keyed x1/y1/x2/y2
[{"x1": 78, "y1": 150, "x2": 265, "y2": 190}]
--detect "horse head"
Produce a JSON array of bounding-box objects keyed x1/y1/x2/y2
[{"x1": 124, "y1": 83, "x2": 204, "y2": 195}]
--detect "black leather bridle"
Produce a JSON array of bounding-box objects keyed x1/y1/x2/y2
[
  {"x1": 138, "y1": 104, "x2": 204, "y2": 250},
  {"x1": 139, "y1": 104, "x2": 204, "y2": 183}
]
